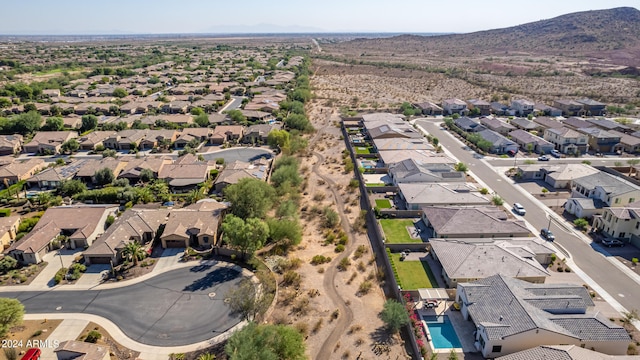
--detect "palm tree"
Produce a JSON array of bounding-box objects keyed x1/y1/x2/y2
[
  {"x1": 122, "y1": 242, "x2": 145, "y2": 266},
  {"x1": 197, "y1": 354, "x2": 215, "y2": 360}
]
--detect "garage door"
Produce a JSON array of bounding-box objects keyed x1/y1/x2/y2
[
  {"x1": 88, "y1": 256, "x2": 112, "y2": 264},
  {"x1": 164, "y1": 240, "x2": 186, "y2": 248}
]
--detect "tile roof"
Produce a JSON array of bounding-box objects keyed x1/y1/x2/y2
[
  {"x1": 422, "y1": 206, "x2": 529, "y2": 236},
  {"x1": 398, "y1": 183, "x2": 490, "y2": 206}
]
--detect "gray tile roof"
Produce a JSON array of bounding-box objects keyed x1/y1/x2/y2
[
  {"x1": 423, "y1": 206, "x2": 529, "y2": 236},
  {"x1": 399, "y1": 183, "x2": 490, "y2": 206},
  {"x1": 459, "y1": 275, "x2": 629, "y2": 343},
  {"x1": 510, "y1": 118, "x2": 538, "y2": 130},
  {"x1": 389, "y1": 159, "x2": 464, "y2": 183},
  {"x1": 574, "y1": 172, "x2": 640, "y2": 197},
  {"x1": 586, "y1": 118, "x2": 630, "y2": 131},
  {"x1": 509, "y1": 129, "x2": 553, "y2": 146},
  {"x1": 496, "y1": 345, "x2": 631, "y2": 360},
  {"x1": 577, "y1": 127, "x2": 621, "y2": 139}
]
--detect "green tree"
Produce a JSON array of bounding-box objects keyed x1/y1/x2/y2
[
  {"x1": 194, "y1": 113, "x2": 210, "y2": 127},
  {"x1": 225, "y1": 322, "x2": 306, "y2": 360},
  {"x1": 223, "y1": 178, "x2": 276, "y2": 219},
  {"x1": 121, "y1": 242, "x2": 145, "y2": 266},
  {"x1": 10, "y1": 111, "x2": 42, "y2": 134},
  {"x1": 60, "y1": 138, "x2": 79, "y2": 154},
  {"x1": 112, "y1": 88, "x2": 128, "y2": 98},
  {"x1": 267, "y1": 218, "x2": 302, "y2": 249},
  {"x1": 289, "y1": 88, "x2": 311, "y2": 103},
  {"x1": 94, "y1": 168, "x2": 114, "y2": 186},
  {"x1": 0, "y1": 256, "x2": 17, "y2": 274},
  {"x1": 102, "y1": 149, "x2": 117, "y2": 158},
  {"x1": 58, "y1": 179, "x2": 87, "y2": 197},
  {"x1": 190, "y1": 107, "x2": 205, "y2": 116},
  {"x1": 0, "y1": 298, "x2": 24, "y2": 337},
  {"x1": 140, "y1": 168, "x2": 154, "y2": 183},
  {"x1": 573, "y1": 218, "x2": 589, "y2": 230},
  {"x1": 221, "y1": 215, "x2": 269, "y2": 258},
  {"x1": 454, "y1": 162, "x2": 468, "y2": 172},
  {"x1": 380, "y1": 299, "x2": 409, "y2": 333},
  {"x1": 80, "y1": 114, "x2": 98, "y2": 132},
  {"x1": 0, "y1": 98, "x2": 11, "y2": 109},
  {"x1": 227, "y1": 109, "x2": 246, "y2": 124},
  {"x1": 225, "y1": 278, "x2": 269, "y2": 321},
  {"x1": 284, "y1": 114, "x2": 312, "y2": 132},
  {"x1": 267, "y1": 129, "x2": 291, "y2": 151},
  {"x1": 43, "y1": 116, "x2": 64, "y2": 131}
]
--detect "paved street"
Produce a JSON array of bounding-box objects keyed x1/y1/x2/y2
[
  {"x1": 4, "y1": 264, "x2": 245, "y2": 346},
  {"x1": 415, "y1": 119, "x2": 640, "y2": 313}
]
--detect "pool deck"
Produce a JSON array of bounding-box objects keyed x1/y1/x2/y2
[{"x1": 417, "y1": 301, "x2": 478, "y2": 355}]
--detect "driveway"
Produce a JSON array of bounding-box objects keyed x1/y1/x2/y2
[{"x1": 4, "y1": 264, "x2": 246, "y2": 346}]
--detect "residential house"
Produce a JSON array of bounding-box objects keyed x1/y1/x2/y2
[
  {"x1": 532, "y1": 116, "x2": 564, "y2": 130},
  {"x1": 586, "y1": 118, "x2": 631, "y2": 133},
  {"x1": 563, "y1": 117, "x2": 592, "y2": 129},
  {"x1": 378, "y1": 150, "x2": 455, "y2": 168},
  {"x1": 467, "y1": 99, "x2": 491, "y2": 116},
  {"x1": 42, "y1": 89, "x2": 61, "y2": 98},
  {"x1": 6, "y1": 205, "x2": 116, "y2": 264},
  {"x1": 566, "y1": 172, "x2": 640, "y2": 218},
  {"x1": 162, "y1": 101, "x2": 189, "y2": 114},
  {"x1": 453, "y1": 116, "x2": 484, "y2": 132},
  {"x1": 611, "y1": 130, "x2": 640, "y2": 153},
  {"x1": 138, "y1": 130, "x2": 178, "y2": 150},
  {"x1": 84, "y1": 209, "x2": 169, "y2": 265},
  {"x1": 0, "y1": 159, "x2": 47, "y2": 185},
  {"x1": 158, "y1": 163, "x2": 210, "y2": 191},
  {"x1": 544, "y1": 127, "x2": 589, "y2": 154},
  {"x1": 213, "y1": 159, "x2": 271, "y2": 192},
  {"x1": 361, "y1": 113, "x2": 406, "y2": 125},
  {"x1": 412, "y1": 101, "x2": 443, "y2": 116},
  {"x1": 480, "y1": 117, "x2": 516, "y2": 136},
  {"x1": 180, "y1": 127, "x2": 213, "y2": 142},
  {"x1": 592, "y1": 200, "x2": 640, "y2": 244},
  {"x1": 54, "y1": 340, "x2": 109, "y2": 360},
  {"x1": 457, "y1": 275, "x2": 630, "y2": 358},
  {"x1": 517, "y1": 163, "x2": 599, "y2": 189},
  {"x1": 366, "y1": 123, "x2": 422, "y2": 140},
  {"x1": 243, "y1": 123, "x2": 281, "y2": 144},
  {"x1": 118, "y1": 157, "x2": 172, "y2": 183},
  {"x1": 209, "y1": 125, "x2": 244, "y2": 145},
  {"x1": 103, "y1": 130, "x2": 147, "y2": 150},
  {"x1": 442, "y1": 98, "x2": 468, "y2": 115},
  {"x1": 508, "y1": 129, "x2": 555, "y2": 154},
  {"x1": 23, "y1": 131, "x2": 77, "y2": 154},
  {"x1": 577, "y1": 128, "x2": 622, "y2": 153},
  {"x1": 160, "y1": 202, "x2": 227, "y2": 248},
  {"x1": 77, "y1": 131, "x2": 116, "y2": 151},
  {"x1": 511, "y1": 99, "x2": 535, "y2": 116},
  {"x1": 509, "y1": 118, "x2": 538, "y2": 132},
  {"x1": 533, "y1": 103, "x2": 563, "y2": 117},
  {"x1": 74, "y1": 158, "x2": 127, "y2": 184},
  {"x1": 497, "y1": 345, "x2": 637, "y2": 360},
  {"x1": 490, "y1": 102, "x2": 513, "y2": 116},
  {"x1": 398, "y1": 183, "x2": 490, "y2": 210},
  {"x1": 554, "y1": 99, "x2": 584, "y2": 117},
  {"x1": 388, "y1": 159, "x2": 465, "y2": 185},
  {"x1": 421, "y1": 206, "x2": 530, "y2": 238},
  {"x1": 429, "y1": 239, "x2": 550, "y2": 288},
  {"x1": 62, "y1": 116, "x2": 81, "y2": 130},
  {"x1": 372, "y1": 138, "x2": 434, "y2": 152},
  {"x1": 0, "y1": 216, "x2": 21, "y2": 249},
  {"x1": 27, "y1": 160, "x2": 89, "y2": 189},
  {"x1": 577, "y1": 98, "x2": 607, "y2": 116},
  {"x1": 477, "y1": 129, "x2": 519, "y2": 155},
  {"x1": 0, "y1": 135, "x2": 23, "y2": 155},
  {"x1": 148, "y1": 114, "x2": 193, "y2": 127}
]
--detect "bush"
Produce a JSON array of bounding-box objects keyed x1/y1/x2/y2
[
  {"x1": 335, "y1": 244, "x2": 345, "y2": 253},
  {"x1": 337, "y1": 257, "x2": 351, "y2": 271},
  {"x1": 353, "y1": 245, "x2": 367, "y2": 259},
  {"x1": 311, "y1": 255, "x2": 331, "y2": 265},
  {"x1": 0, "y1": 209, "x2": 11, "y2": 217},
  {"x1": 85, "y1": 330, "x2": 102, "y2": 343},
  {"x1": 282, "y1": 271, "x2": 301, "y2": 288},
  {"x1": 573, "y1": 218, "x2": 589, "y2": 230},
  {"x1": 54, "y1": 267, "x2": 68, "y2": 285},
  {"x1": 358, "y1": 280, "x2": 373, "y2": 295}
]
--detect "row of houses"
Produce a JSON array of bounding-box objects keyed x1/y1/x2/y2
[
  {"x1": 453, "y1": 115, "x2": 638, "y2": 154},
  {"x1": 415, "y1": 97, "x2": 607, "y2": 118},
  {"x1": 2, "y1": 122, "x2": 281, "y2": 156},
  {"x1": 348, "y1": 113, "x2": 632, "y2": 358}
]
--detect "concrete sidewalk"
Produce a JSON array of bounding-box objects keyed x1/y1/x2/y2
[{"x1": 35, "y1": 318, "x2": 89, "y2": 360}]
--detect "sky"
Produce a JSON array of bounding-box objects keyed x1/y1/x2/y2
[{"x1": 1, "y1": 0, "x2": 639, "y2": 35}]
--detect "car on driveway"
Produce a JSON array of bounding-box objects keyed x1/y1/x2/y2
[
  {"x1": 540, "y1": 228, "x2": 555, "y2": 241},
  {"x1": 550, "y1": 150, "x2": 561, "y2": 158},
  {"x1": 513, "y1": 203, "x2": 526, "y2": 216},
  {"x1": 602, "y1": 238, "x2": 625, "y2": 247},
  {"x1": 538, "y1": 155, "x2": 550, "y2": 161}
]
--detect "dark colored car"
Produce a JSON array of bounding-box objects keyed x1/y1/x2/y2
[
  {"x1": 602, "y1": 238, "x2": 625, "y2": 247},
  {"x1": 540, "y1": 228, "x2": 555, "y2": 241}
]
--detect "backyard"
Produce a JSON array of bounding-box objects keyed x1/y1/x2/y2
[
  {"x1": 389, "y1": 252, "x2": 438, "y2": 289},
  {"x1": 355, "y1": 146, "x2": 372, "y2": 155},
  {"x1": 379, "y1": 219, "x2": 423, "y2": 244},
  {"x1": 375, "y1": 199, "x2": 393, "y2": 209}
]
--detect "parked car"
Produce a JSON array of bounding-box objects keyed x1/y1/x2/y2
[
  {"x1": 513, "y1": 203, "x2": 526, "y2": 216},
  {"x1": 602, "y1": 238, "x2": 625, "y2": 247},
  {"x1": 550, "y1": 150, "x2": 561, "y2": 158},
  {"x1": 538, "y1": 155, "x2": 550, "y2": 161},
  {"x1": 540, "y1": 228, "x2": 555, "y2": 241}
]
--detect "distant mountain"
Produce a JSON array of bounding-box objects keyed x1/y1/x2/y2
[
  {"x1": 336, "y1": 7, "x2": 640, "y2": 65},
  {"x1": 204, "y1": 23, "x2": 325, "y2": 34}
]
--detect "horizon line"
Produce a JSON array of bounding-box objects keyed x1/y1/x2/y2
[{"x1": 0, "y1": 31, "x2": 455, "y2": 37}]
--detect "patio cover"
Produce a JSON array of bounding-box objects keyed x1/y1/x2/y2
[{"x1": 418, "y1": 288, "x2": 449, "y2": 301}]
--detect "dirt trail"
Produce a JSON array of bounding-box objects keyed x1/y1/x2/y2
[{"x1": 308, "y1": 112, "x2": 357, "y2": 360}]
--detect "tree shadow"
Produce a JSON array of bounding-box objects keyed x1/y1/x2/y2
[
  {"x1": 369, "y1": 325, "x2": 396, "y2": 345},
  {"x1": 182, "y1": 267, "x2": 239, "y2": 292}
]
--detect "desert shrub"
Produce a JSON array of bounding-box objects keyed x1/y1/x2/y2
[
  {"x1": 358, "y1": 281, "x2": 373, "y2": 295},
  {"x1": 292, "y1": 297, "x2": 309, "y2": 315},
  {"x1": 312, "y1": 319, "x2": 323, "y2": 333},
  {"x1": 85, "y1": 330, "x2": 102, "y2": 343},
  {"x1": 311, "y1": 255, "x2": 332, "y2": 265},
  {"x1": 282, "y1": 270, "x2": 301, "y2": 288},
  {"x1": 337, "y1": 257, "x2": 351, "y2": 271},
  {"x1": 353, "y1": 245, "x2": 367, "y2": 259},
  {"x1": 335, "y1": 244, "x2": 345, "y2": 253}
]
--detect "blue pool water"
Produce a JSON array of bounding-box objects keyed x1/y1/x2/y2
[{"x1": 422, "y1": 315, "x2": 462, "y2": 349}]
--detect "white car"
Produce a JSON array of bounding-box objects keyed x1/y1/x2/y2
[{"x1": 513, "y1": 203, "x2": 526, "y2": 216}]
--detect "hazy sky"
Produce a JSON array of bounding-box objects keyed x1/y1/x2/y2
[{"x1": 1, "y1": 0, "x2": 638, "y2": 35}]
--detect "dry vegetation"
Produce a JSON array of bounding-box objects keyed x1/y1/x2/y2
[{"x1": 0, "y1": 320, "x2": 62, "y2": 360}]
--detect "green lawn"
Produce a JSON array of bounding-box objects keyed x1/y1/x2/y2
[
  {"x1": 355, "y1": 147, "x2": 371, "y2": 155},
  {"x1": 379, "y1": 219, "x2": 422, "y2": 244},
  {"x1": 389, "y1": 253, "x2": 438, "y2": 289},
  {"x1": 375, "y1": 199, "x2": 392, "y2": 209},
  {"x1": 365, "y1": 183, "x2": 385, "y2": 187}
]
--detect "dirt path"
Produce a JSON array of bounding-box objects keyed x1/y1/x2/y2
[{"x1": 308, "y1": 115, "x2": 358, "y2": 360}]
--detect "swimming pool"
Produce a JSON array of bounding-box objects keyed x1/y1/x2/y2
[{"x1": 422, "y1": 315, "x2": 462, "y2": 349}]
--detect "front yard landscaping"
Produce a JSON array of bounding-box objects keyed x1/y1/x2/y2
[
  {"x1": 388, "y1": 252, "x2": 438, "y2": 289},
  {"x1": 379, "y1": 219, "x2": 422, "y2": 244},
  {"x1": 375, "y1": 199, "x2": 392, "y2": 209}
]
